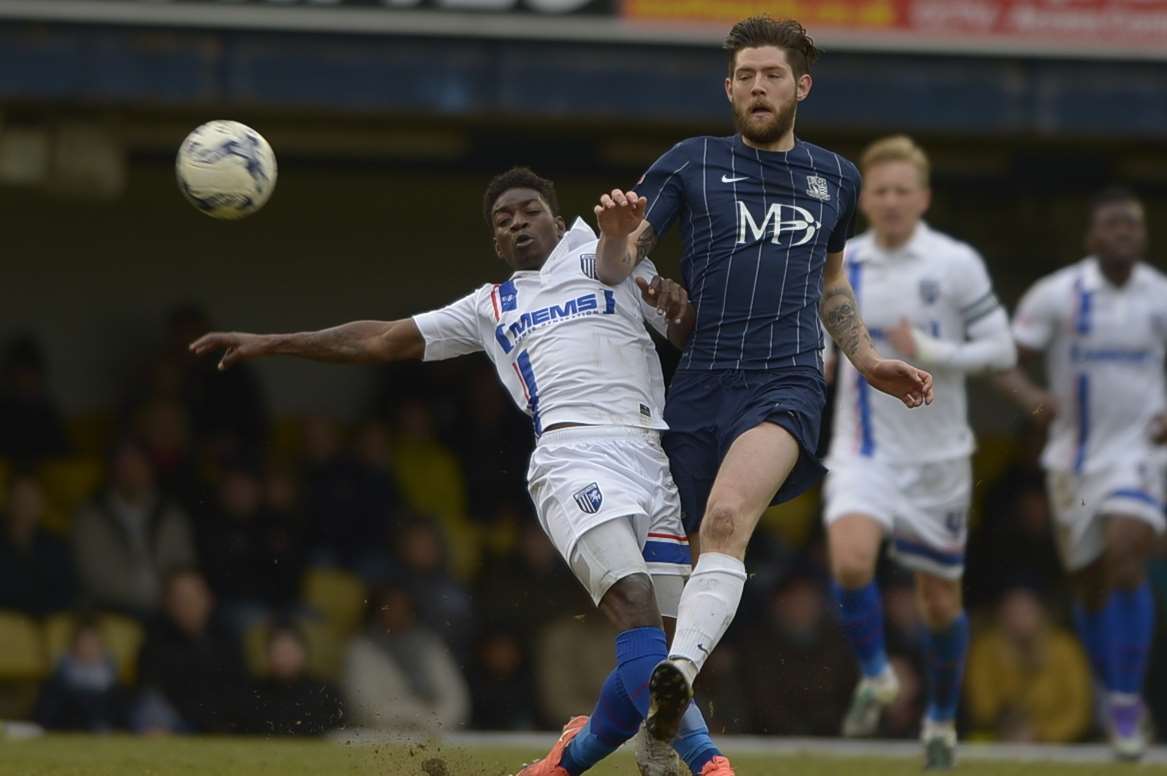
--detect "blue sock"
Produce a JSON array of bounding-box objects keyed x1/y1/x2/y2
[
  {"x1": 614, "y1": 626, "x2": 668, "y2": 716},
  {"x1": 673, "y1": 701, "x2": 721, "y2": 774},
  {"x1": 1110, "y1": 583, "x2": 1155, "y2": 696},
  {"x1": 924, "y1": 612, "x2": 969, "y2": 723},
  {"x1": 560, "y1": 627, "x2": 667, "y2": 775},
  {"x1": 832, "y1": 581, "x2": 889, "y2": 677},
  {"x1": 1074, "y1": 601, "x2": 1113, "y2": 688},
  {"x1": 560, "y1": 669, "x2": 641, "y2": 776}
]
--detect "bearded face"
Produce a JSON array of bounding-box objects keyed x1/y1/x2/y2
[{"x1": 725, "y1": 46, "x2": 809, "y2": 148}]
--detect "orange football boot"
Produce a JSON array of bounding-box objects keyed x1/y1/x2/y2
[{"x1": 515, "y1": 715, "x2": 589, "y2": 776}]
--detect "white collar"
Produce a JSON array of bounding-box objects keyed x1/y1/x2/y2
[{"x1": 852, "y1": 222, "x2": 931, "y2": 263}]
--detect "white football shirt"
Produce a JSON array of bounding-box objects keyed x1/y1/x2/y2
[
  {"x1": 413, "y1": 218, "x2": 670, "y2": 435},
  {"x1": 830, "y1": 223, "x2": 1006, "y2": 463},
  {"x1": 1013, "y1": 256, "x2": 1167, "y2": 474}
]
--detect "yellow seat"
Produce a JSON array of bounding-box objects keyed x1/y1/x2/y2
[
  {"x1": 43, "y1": 612, "x2": 144, "y2": 683},
  {"x1": 67, "y1": 413, "x2": 115, "y2": 458},
  {"x1": 0, "y1": 611, "x2": 46, "y2": 680},
  {"x1": 39, "y1": 457, "x2": 103, "y2": 535},
  {"x1": 302, "y1": 568, "x2": 367, "y2": 637}
]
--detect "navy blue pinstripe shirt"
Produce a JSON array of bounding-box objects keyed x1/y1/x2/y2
[{"x1": 637, "y1": 134, "x2": 860, "y2": 372}]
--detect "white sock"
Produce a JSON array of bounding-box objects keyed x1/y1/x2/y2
[{"x1": 668, "y1": 552, "x2": 747, "y2": 682}]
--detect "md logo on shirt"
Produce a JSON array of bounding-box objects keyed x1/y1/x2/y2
[{"x1": 736, "y1": 201, "x2": 822, "y2": 247}]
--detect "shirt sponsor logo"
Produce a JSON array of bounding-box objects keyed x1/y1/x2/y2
[
  {"x1": 736, "y1": 201, "x2": 821, "y2": 247},
  {"x1": 493, "y1": 291, "x2": 616, "y2": 353}
]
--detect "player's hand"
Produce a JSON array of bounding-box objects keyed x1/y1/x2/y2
[
  {"x1": 636, "y1": 275, "x2": 689, "y2": 324},
  {"x1": 886, "y1": 317, "x2": 918, "y2": 359},
  {"x1": 594, "y1": 189, "x2": 647, "y2": 239},
  {"x1": 1151, "y1": 413, "x2": 1167, "y2": 444},
  {"x1": 863, "y1": 358, "x2": 934, "y2": 408},
  {"x1": 189, "y1": 332, "x2": 270, "y2": 371}
]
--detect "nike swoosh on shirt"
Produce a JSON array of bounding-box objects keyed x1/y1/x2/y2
[{"x1": 721, "y1": 175, "x2": 748, "y2": 184}]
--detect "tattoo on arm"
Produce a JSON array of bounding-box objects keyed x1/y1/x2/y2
[
  {"x1": 820, "y1": 285, "x2": 874, "y2": 365},
  {"x1": 634, "y1": 223, "x2": 658, "y2": 264}
]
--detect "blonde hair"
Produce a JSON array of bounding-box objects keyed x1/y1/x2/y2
[{"x1": 860, "y1": 134, "x2": 930, "y2": 187}]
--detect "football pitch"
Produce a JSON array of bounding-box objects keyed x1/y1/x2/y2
[{"x1": 4, "y1": 735, "x2": 1167, "y2": 776}]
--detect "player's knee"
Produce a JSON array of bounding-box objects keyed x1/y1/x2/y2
[
  {"x1": 700, "y1": 497, "x2": 748, "y2": 555},
  {"x1": 1105, "y1": 520, "x2": 1151, "y2": 590},
  {"x1": 917, "y1": 576, "x2": 962, "y2": 628},
  {"x1": 830, "y1": 544, "x2": 878, "y2": 588},
  {"x1": 600, "y1": 573, "x2": 661, "y2": 630}
]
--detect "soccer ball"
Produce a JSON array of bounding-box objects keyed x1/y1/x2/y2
[{"x1": 176, "y1": 120, "x2": 277, "y2": 219}]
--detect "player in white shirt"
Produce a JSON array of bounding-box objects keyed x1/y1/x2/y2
[
  {"x1": 823, "y1": 136, "x2": 1016, "y2": 769},
  {"x1": 190, "y1": 167, "x2": 733, "y2": 776},
  {"x1": 998, "y1": 185, "x2": 1167, "y2": 761}
]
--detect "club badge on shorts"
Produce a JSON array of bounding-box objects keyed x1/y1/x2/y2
[{"x1": 573, "y1": 482, "x2": 604, "y2": 514}]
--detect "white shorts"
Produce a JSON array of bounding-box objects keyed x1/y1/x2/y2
[
  {"x1": 1047, "y1": 457, "x2": 1166, "y2": 571},
  {"x1": 824, "y1": 456, "x2": 971, "y2": 580},
  {"x1": 527, "y1": 426, "x2": 691, "y2": 608}
]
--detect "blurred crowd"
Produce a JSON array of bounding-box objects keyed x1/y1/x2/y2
[{"x1": 0, "y1": 308, "x2": 1164, "y2": 744}]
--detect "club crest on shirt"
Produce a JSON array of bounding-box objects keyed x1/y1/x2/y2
[
  {"x1": 805, "y1": 175, "x2": 831, "y2": 202},
  {"x1": 580, "y1": 253, "x2": 597, "y2": 280},
  {"x1": 573, "y1": 482, "x2": 604, "y2": 514},
  {"x1": 919, "y1": 278, "x2": 941, "y2": 305}
]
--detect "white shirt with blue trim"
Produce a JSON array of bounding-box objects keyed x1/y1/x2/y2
[
  {"x1": 829, "y1": 223, "x2": 1009, "y2": 464},
  {"x1": 1013, "y1": 256, "x2": 1167, "y2": 474},
  {"x1": 412, "y1": 218, "x2": 670, "y2": 435}
]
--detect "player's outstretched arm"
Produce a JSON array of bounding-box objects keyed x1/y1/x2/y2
[
  {"x1": 594, "y1": 189, "x2": 655, "y2": 285},
  {"x1": 820, "y1": 250, "x2": 933, "y2": 408},
  {"x1": 993, "y1": 346, "x2": 1058, "y2": 424},
  {"x1": 189, "y1": 319, "x2": 425, "y2": 371}
]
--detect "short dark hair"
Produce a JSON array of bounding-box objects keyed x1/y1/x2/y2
[
  {"x1": 482, "y1": 166, "x2": 560, "y2": 227},
  {"x1": 1089, "y1": 185, "x2": 1140, "y2": 217},
  {"x1": 724, "y1": 16, "x2": 818, "y2": 79}
]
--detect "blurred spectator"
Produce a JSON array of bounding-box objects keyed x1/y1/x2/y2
[
  {"x1": 0, "y1": 334, "x2": 70, "y2": 464},
  {"x1": 694, "y1": 645, "x2": 754, "y2": 735},
  {"x1": 0, "y1": 472, "x2": 77, "y2": 615},
  {"x1": 301, "y1": 416, "x2": 398, "y2": 581},
  {"x1": 535, "y1": 613, "x2": 614, "y2": 727},
  {"x1": 396, "y1": 516, "x2": 473, "y2": 657},
  {"x1": 73, "y1": 439, "x2": 196, "y2": 617},
  {"x1": 35, "y1": 615, "x2": 128, "y2": 732},
  {"x1": 468, "y1": 629, "x2": 537, "y2": 731},
  {"x1": 966, "y1": 421, "x2": 1062, "y2": 607},
  {"x1": 133, "y1": 569, "x2": 247, "y2": 734},
  {"x1": 740, "y1": 571, "x2": 856, "y2": 736},
  {"x1": 196, "y1": 459, "x2": 308, "y2": 630},
  {"x1": 143, "y1": 304, "x2": 269, "y2": 461},
  {"x1": 450, "y1": 366, "x2": 533, "y2": 522},
  {"x1": 965, "y1": 586, "x2": 1092, "y2": 743},
  {"x1": 388, "y1": 399, "x2": 478, "y2": 579},
  {"x1": 340, "y1": 584, "x2": 469, "y2": 733},
  {"x1": 131, "y1": 399, "x2": 201, "y2": 510},
  {"x1": 474, "y1": 518, "x2": 588, "y2": 642},
  {"x1": 244, "y1": 621, "x2": 343, "y2": 736}
]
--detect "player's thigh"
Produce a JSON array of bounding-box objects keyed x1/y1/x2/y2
[
  {"x1": 1049, "y1": 463, "x2": 1165, "y2": 573},
  {"x1": 887, "y1": 459, "x2": 971, "y2": 581},
  {"x1": 527, "y1": 432, "x2": 655, "y2": 599},
  {"x1": 700, "y1": 421, "x2": 800, "y2": 554},
  {"x1": 640, "y1": 439, "x2": 693, "y2": 613},
  {"x1": 823, "y1": 459, "x2": 896, "y2": 582},
  {"x1": 569, "y1": 516, "x2": 656, "y2": 616}
]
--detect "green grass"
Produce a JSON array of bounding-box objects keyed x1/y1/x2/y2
[{"x1": 1, "y1": 736, "x2": 1164, "y2": 776}]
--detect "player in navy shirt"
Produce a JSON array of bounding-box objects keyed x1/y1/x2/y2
[{"x1": 593, "y1": 16, "x2": 934, "y2": 744}]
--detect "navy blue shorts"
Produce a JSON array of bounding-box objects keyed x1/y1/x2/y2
[{"x1": 662, "y1": 366, "x2": 828, "y2": 534}]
